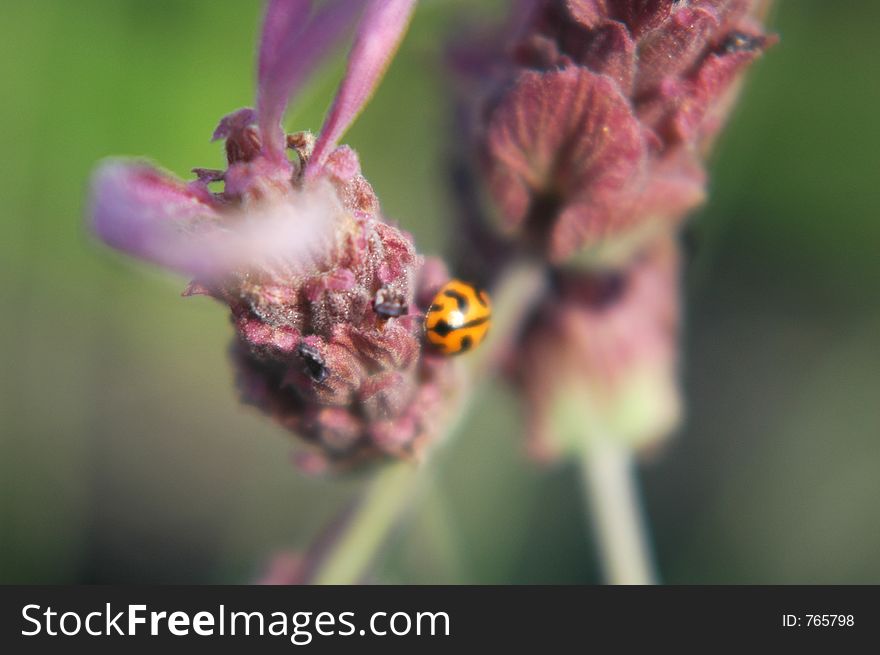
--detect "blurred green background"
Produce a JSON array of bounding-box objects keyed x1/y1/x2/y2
[{"x1": 1, "y1": 1, "x2": 878, "y2": 584}]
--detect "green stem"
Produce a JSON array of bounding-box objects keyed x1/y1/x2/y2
[
  {"x1": 312, "y1": 460, "x2": 419, "y2": 584},
  {"x1": 578, "y1": 440, "x2": 658, "y2": 585},
  {"x1": 308, "y1": 260, "x2": 548, "y2": 584}
]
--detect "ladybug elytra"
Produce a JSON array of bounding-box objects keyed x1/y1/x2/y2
[{"x1": 424, "y1": 279, "x2": 491, "y2": 356}]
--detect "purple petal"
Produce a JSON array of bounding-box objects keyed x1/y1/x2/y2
[
  {"x1": 90, "y1": 161, "x2": 221, "y2": 275},
  {"x1": 258, "y1": 0, "x2": 313, "y2": 91},
  {"x1": 90, "y1": 160, "x2": 341, "y2": 279},
  {"x1": 211, "y1": 107, "x2": 257, "y2": 142},
  {"x1": 258, "y1": 0, "x2": 358, "y2": 161},
  {"x1": 307, "y1": 0, "x2": 417, "y2": 174}
]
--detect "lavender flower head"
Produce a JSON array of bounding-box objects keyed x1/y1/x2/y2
[
  {"x1": 449, "y1": 0, "x2": 774, "y2": 457},
  {"x1": 457, "y1": 0, "x2": 775, "y2": 263},
  {"x1": 89, "y1": 1, "x2": 455, "y2": 468}
]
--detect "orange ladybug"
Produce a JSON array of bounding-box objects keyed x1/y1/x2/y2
[{"x1": 424, "y1": 280, "x2": 491, "y2": 355}]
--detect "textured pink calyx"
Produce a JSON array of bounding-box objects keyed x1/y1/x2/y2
[
  {"x1": 232, "y1": 252, "x2": 457, "y2": 466},
  {"x1": 308, "y1": 0, "x2": 417, "y2": 174},
  {"x1": 566, "y1": 1, "x2": 677, "y2": 37},
  {"x1": 485, "y1": 67, "x2": 645, "y2": 261},
  {"x1": 565, "y1": 0, "x2": 606, "y2": 28},
  {"x1": 577, "y1": 21, "x2": 637, "y2": 93},
  {"x1": 634, "y1": 6, "x2": 721, "y2": 96},
  {"x1": 649, "y1": 27, "x2": 776, "y2": 145},
  {"x1": 464, "y1": 0, "x2": 773, "y2": 263},
  {"x1": 611, "y1": 0, "x2": 676, "y2": 37}
]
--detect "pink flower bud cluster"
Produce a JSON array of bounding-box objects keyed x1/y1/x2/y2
[
  {"x1": 214, "y1": 126, "x2": 455, "y2": 467},
  {"x1": 474, "y1": 0, "x2": 774, "y2": 262},
  {"x1": 90, "y1": 1, "x2": 458, "y2": 468},
  {"x1": 453, "y1": 0, "x2": 774, "y2": 453}
]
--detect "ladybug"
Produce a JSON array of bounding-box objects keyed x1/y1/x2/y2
[{"x1": 424, "y1": 279, "x2": 491, "y2": 356}]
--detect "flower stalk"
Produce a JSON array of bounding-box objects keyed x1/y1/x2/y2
[
  {"x1": 579, "y1": 440, "x2": 658, "y2": 585},
  {"x1": 313, "y1": 460, "x2": 419, "y2": 584}
]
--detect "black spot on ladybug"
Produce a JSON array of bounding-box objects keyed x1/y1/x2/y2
[
  {"x1": 443, "y1": 288, "x2": 469, "y2": 313},
  {"x1": 428, "y1": 303, "x2": 443, "y2": 313},
  {"x1": 459, "y1": 335, "x2": 473, "y2": 352},
  {"x1": 431, "y1": 319, "x2": 453, "y2": 337},
  {"x1": 461, "y1": 316, "x2": 489, "y2": 329},
  {"x1": 297, "y1": 342, "x2": 328, "y2": 383}
]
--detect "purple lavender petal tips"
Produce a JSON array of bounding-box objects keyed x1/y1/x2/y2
[{"x1": 308, "y1": 0, "x2": 417, "y2": 173}]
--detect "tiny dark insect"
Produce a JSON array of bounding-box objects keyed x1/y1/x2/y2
[
  {"x1": 719, "y1": 31, "x2": 765, "y2": 54},
  {"x1": 297, "y1": 342, "x2": 328, "y2": 383},
  {"x1": 373, "y1": 286, "x2": 408, "y2": 319}
]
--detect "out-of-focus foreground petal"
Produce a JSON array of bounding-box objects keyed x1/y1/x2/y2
[
  {"x1": 308, "y1": 0, "x2": 417, "y2": 173},
  {"x1": 90, "y1": 161, "x2": 220, "y2": 275},
  {"x1": 258, "y1": 0, "x2": 313, "y2": 90},
  {"x1": 89, "y1": 160, "x2": 340, "y2": 280},
  {"x1": 258, "y1": 0, "x2": 358, "y2": 161}
]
